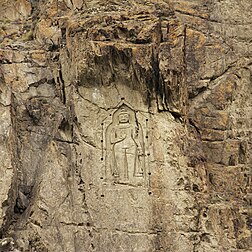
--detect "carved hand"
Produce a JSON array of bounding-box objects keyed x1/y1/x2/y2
[
  {"x1": 119, "y1": 133, "x2": 127, "y2": 140},
  {"x1": 111, "y1": 133, "x2": 127, "y2": 144}
]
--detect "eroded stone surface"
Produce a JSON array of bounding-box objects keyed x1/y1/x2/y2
[{"x1": 0, "y1": 0, "x2": 251, "y2": 251}]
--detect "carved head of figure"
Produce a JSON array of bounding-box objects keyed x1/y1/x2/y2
[
  {"x1": 111, "y1": 104, "x2": 136, "y2": 126},
  {"x1": 118, "y1": 108, "x2": 130, "y2": 123}
]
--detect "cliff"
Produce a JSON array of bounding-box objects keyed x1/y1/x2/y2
[{"x1": 0, "y1": 0, "x2": 251, "y2": 251}]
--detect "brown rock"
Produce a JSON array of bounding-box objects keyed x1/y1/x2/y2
[{"x1": 0, "y1": 1, "x2": 251, "y2": 251}]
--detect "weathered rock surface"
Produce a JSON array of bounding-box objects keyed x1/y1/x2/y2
[{"x1": 0, "y1": 0, "x2": 251, "y2": 251}]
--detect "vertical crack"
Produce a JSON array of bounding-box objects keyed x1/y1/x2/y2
[{"x1": 58, "y1": 68, "x2": 66, "y2": 104}]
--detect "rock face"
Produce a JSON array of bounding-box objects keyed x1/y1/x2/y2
[{"x1": 0, "y1": 0, "x2": 251, "y2": 251}]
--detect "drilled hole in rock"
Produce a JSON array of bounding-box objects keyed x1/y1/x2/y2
[
  {"x1": 146, "y1": 136, "x2": 148, "y2": 139},
  {"x1": 100, "y1": 177, "x2": 103, "y2": 180},
  {"x1": 148, "y1": 172, "x2": 151, "y2": 175},
  {"x1": 101, "y1": 194, "x2": 104, "y2": 197},
  {"x1": 193, "y1": 184, "x2": 200, "y2": 192},
  {"x1": 146, "y1": 119, "x2": 148, "y2": 121},
  {"x1": 101, "y1": 157, "x2": 104, "y2": 161},
  {"x1": 148, "y1": 192, "x2": 152, "y2": 195},
  {"x1": 101, "y1": 140, "x2": 103, "y2": 143},
  {"x1": 121, "y1": 97, "x2": 125, "y2": 100},
  {"x1": 88, "y1": 230, "x2": 93, "y2": 237},
  {"x1": 203, "y1": 213, "x2": 207, "y2": 218}
]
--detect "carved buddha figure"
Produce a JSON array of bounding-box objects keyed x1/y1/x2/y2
[{"x1": 106, "y1": 104, "x2": 145, "y2": 182}]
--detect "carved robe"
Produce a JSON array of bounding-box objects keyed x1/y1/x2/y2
[{"x1": 106, "y1": 105, "x2": 145, "y2": 182}]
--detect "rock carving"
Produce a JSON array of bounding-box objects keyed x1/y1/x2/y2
[{"x1": 105, "y1": 104, "x2": 145, "y2": 183}]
